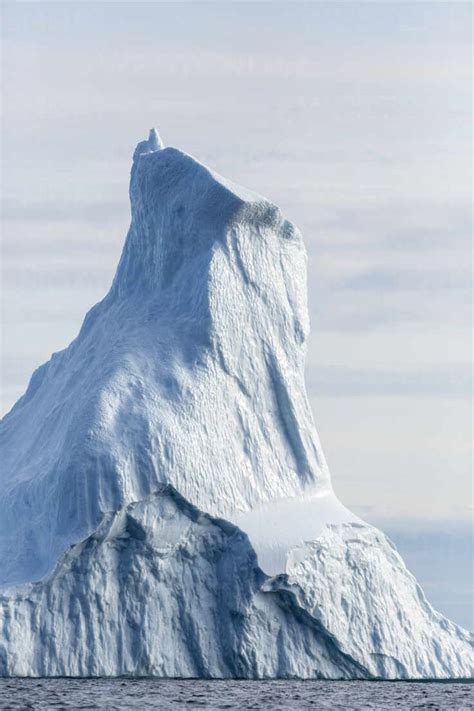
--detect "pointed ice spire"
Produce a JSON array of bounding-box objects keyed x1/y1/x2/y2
[
  {"x1": 148, "y1": 128, "x2": 164, "y2": 151},
  {"x1": 132, "y1": 128, "x2": 165, "y2": 164}
]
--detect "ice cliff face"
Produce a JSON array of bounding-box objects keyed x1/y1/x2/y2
[
  {"x1": 0, "y1": 130, "x2": 472, "y2": 678},
  {"x1": 0, "y1": 487, "x2": 368, "y2": 679}
]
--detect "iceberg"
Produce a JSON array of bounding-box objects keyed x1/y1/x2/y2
[{"x1": 0, "y1": 130, "x2": 471, "y2": 678}]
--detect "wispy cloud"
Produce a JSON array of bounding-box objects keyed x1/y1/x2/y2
[{"x1": 306, "y1": 364, "x2": 472, "y2": 399}]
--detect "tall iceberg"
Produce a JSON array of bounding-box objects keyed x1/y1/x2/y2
[{"x1": 0, "y1": 131, "x2": 471, "y2": 678}]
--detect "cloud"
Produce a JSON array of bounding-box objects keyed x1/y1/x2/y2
[{"x1": 305, "y1": 364, "x2": 472, "y2": 399}]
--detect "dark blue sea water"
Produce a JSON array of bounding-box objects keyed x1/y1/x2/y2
[{"x1": 0, "y1": 679, "x2": 472, "y2": 710}]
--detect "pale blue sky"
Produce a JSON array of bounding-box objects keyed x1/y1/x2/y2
[{"x1": 1, "y1": 2, "x2": 472, "y2": 625}]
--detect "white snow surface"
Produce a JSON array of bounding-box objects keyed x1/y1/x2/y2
[{"x1": 0, "y1": 131, "x2": 472, "y2": 678}]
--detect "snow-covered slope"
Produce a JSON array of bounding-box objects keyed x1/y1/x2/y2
[{"x1": 0, "y1": 130, "x2": 471, "y2": 678}]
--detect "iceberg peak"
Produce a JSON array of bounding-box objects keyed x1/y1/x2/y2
[
  {"x1": 132, "y1": 127, "x2": 164, "y2": 162},
  {"x1": 148, "y1": 127, "x2": 164, "y2": 151}
]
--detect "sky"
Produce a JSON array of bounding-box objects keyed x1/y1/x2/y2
[{"x1": 1, "y1": 2, "x2": 472, "y2": 625}]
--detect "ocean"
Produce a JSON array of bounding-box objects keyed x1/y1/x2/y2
[{"x1": 0, "y1": 678, "x2": 472, "y2": 710}]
